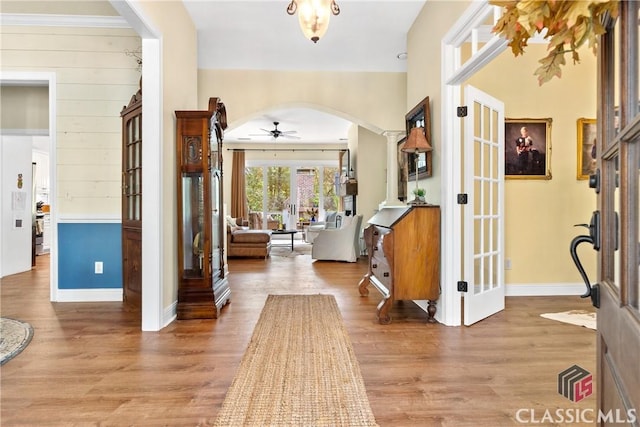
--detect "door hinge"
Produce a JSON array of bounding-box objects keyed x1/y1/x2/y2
[
  {"x1": 457, "y1": 193, "x2": 468, "y2": 204},
  {"x1": 590, "y1": 284, "x2": 600, "y2": 308},
  {"x1": 457, "y1": 281, "x2": 468, "y2": 292},
  {"x1": 457, "y1": 106, "x2": 468, "y2": 117}
]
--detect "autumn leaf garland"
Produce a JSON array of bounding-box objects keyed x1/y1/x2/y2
[{"x1": 490, "y1": 0, "x2": 619, "y2": 85}]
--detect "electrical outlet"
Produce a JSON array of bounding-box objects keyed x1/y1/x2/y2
[
  {"x1": 505, "y1": 259, "x2": 512, "y2": 270},
  {"x1": 95, "y1": 261, "x2": 103, "y2": 274}
]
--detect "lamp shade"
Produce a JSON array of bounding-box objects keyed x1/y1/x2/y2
[{"x1": 402, "y1": 127, "x2": 432, "y2": 153}]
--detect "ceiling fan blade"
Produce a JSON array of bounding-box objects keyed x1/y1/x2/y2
[
  {"x1": 249, "y1": 133, "x2": 272, "y2": 137},
  {"x1": 280, "y1": 130, "x2": 298, "y2": 134},
  {"x1": 280, "y1": 134, "x2": 301, "y2": 139}
]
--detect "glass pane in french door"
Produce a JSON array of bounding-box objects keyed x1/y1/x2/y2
[
  {"x1": 323, "y1": 166, "x2": 340, "y2": 214},
  {"x1": 246, "y1": 166, "x2": 263, "y2": 211},
  {"x1": 246, "y1": 166, "x2": 265, "y2": 229},
  {"x1": 267, "y1": 166, "x2": 290, "y2": 228},
  {"x1": 297, "y1": 167, "x2": 318, "y2": 224}
]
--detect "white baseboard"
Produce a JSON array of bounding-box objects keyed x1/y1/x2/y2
[
  {"x1": 505, "y1": 282, "x2": 586, "y2": 296},
  {"x1": 56, "y1": 288, "x2": 122, "y2": 302},
  {"x1": 164, "y1": 301, "x2": 177, "y2": 328},
  {"x1": 412, "y1": 283, "x2": 586, "y2": 317}
]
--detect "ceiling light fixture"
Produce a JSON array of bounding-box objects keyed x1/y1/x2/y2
[{"x1": 287, "y1": 0, "x2": 340, "y2": 44}]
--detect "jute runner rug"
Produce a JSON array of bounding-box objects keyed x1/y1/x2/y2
[{"x1": 214, "y1": 294, "x2": 378, "y2": 426}]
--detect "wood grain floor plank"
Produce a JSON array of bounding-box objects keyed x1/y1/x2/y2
[{"x1": 1, "y1": 254, "x2": 596, "y2": 426}]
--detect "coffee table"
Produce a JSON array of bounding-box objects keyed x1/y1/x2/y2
[{"x1": 271, "y1": 229, "x2": 298, "y2": 251}]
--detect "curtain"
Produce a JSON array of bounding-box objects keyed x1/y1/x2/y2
[{"x1": 231, "y1": 150, "x2": 247, "y2": 220}]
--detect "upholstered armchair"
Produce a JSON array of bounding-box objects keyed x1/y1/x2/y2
[
  {"x1": 304, "y1": 211, "x2": 344, "y2": 243},
  {"x1": 311, "y1": 215, "x2": 363, "y2": 262},
  {"x1": 248, "y1": 212, "x2": 279, "y2": 230}
]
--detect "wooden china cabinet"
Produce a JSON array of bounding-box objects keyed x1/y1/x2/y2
[
  {"x1": 175, "y1": 98, "x2": 230, "y2": 319},
  {"x1": 120, "y1": 83, "x2": 142, "y2": 311}
]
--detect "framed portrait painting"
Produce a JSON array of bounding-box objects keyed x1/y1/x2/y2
[
  {"x1": 577, "y1": 118, "x2": 597, "y2": 180},
  {"x1": 505, "y1": 118, "x2": 552, "y2": 179},
  {"x1": 405, "y1": 96, "x2": 432, "y2": 179}
]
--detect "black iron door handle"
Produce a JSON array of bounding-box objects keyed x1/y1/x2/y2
[
  {"x1": 569, "y1": 232, "x2": 594, "y2": 299},
  {"x1": 569, "y1": 215, "x2": 600, "y2": 308}
]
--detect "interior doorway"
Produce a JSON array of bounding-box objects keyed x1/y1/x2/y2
[{"x1": 0, "y1": 72, "x2": 57, "y2": 301}]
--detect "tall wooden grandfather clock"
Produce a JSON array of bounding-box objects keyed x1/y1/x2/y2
[{"x1": 175, "y1": 98, "x2": 229, "y2": 319}]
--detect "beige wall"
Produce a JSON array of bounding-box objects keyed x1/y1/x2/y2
[
  {"x1": 198, "y1": 69, "x2": 406, "y2": 133},
  {"x1": 406, "y1": 0, "x2": 471, "y2": 205},
  {"x1": 1, "y1": 1, "x2": 119, "y2": 15},
  {"x1": 136, "y1": 1, "x2": 199, "y2": 307},
  {"x1": 468, "y1": 45, "x2": 598, "y2": 285},
  {"x1": 0, "y1": 86, "x2": 49, "y2": 131},
  {"x1": 354, "y1": 126, "x2": 387, "y2": 223},
  {"x1": 0, "y1": 25, "x2": 141, "y2": 216},
  {"x1": 408, "y1": 1, "x2": 596, "y2": 287},
  {"x1": 198, "y1": 69, "x2": 407, "y2": 217}
]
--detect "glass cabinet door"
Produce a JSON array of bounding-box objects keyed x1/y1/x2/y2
[
  {"x1": 209, "y1": 119, "x2": 222, "y2": 278},
  {"x1": 181, "y1": 172, "x2": 205, "y2": 278},
  {"x1": 124, "y1": 114, "x2": 141, "y2": 224}
]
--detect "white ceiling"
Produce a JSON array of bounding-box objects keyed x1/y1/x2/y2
[
  {"x1": 183, "y1": 0, "x2": 425, "y2": 73},
  {"x1": 2, "y1": 0, "x2": 427, "y2": 144},
  {"x1": 182, "y1": 0, "x2": 427, "y2": 144}
]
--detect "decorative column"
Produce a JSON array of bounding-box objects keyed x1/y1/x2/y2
[{"x1": 380, "y1": 130, "x2": 406, "y2": 209}]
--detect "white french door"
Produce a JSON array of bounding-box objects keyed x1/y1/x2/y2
[
  {"x1": 246, "y1": 162, "x2": 339, "y2": 230},
  {"x1": 463, "y1": 85, "x2": 506, "y2": 325}
]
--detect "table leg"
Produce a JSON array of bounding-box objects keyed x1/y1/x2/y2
[{"x1": 290, "y1": 233, "x2": 294, "y2": 251}]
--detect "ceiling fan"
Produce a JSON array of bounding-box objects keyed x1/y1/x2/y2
[{"x1": 250, "y1": 121, "x2": 300, "y2": 140}]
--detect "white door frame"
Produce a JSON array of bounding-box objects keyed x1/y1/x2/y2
[
  {"x1": 440, "y1": 0, "x2": 507, "y2": 326},
  {"x1": 0, "y1": 71, "x2": 58, "y2": 301},
  {"x1": 111, "y1": 0, "x2": 164, "y2": 331}
]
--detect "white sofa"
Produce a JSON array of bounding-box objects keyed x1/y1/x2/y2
[{"x1": 311, "y1": 215, "x2": 363, "y2": 263}]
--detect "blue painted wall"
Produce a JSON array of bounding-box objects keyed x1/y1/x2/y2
[{"x1": 58, "y1": 223, "x2": 122, "y2": 289}]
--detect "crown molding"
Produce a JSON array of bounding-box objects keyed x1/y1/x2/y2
[{"x1": 0, "y1": 13, "x2": 130, "y2": 28}]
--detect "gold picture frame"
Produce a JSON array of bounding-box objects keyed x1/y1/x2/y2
[
  {"x1": 577, "y1": 118, "x2": 597, "y2": 180},
  {"x1": 505, "y1": 118, "x2": 552, "y2": 180}
]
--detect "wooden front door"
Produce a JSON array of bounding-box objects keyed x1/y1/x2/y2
[
  {"x1": 121, "y1": 88, "x2": 142, "y2": 310},
  {"x1": 595, "y1": 2, "x2": 640, "y2": 423}
]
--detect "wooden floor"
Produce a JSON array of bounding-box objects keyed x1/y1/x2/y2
[{"x1": 1, "y1": 253, "x2": 597, "y2": 426}]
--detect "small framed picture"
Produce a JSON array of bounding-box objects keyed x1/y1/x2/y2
[
  {"x1": 577, "y1": 118, "x2": 597, "y2": 180},
  {"x1": 505, "y1": 118, "x2": 552, "y2": 179}
]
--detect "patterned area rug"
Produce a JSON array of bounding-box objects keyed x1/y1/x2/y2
[
  {"x1": 540, "y1": 310, "x2": 596, "y2": 330},
  {"x1": 0, "y1": 317, "x2": 34, "y2": 365},
  {"x1": 214, "y1": 294, "x2": 378, "y2": 426},
  {"x1": 270, "y1": 242, "x2": 312, "y2": 258}
]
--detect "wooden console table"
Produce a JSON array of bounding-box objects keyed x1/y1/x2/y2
[{"x1": 358, "y1": 205, "x2": 440, "y2": 324}]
